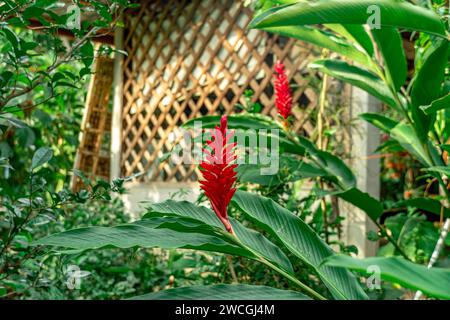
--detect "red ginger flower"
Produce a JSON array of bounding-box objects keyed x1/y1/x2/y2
[
  {"x1": 199, "y1": 115, "x2": 237, "y2": 234},
  {"x1": 274, "y1": 60, "x2": 293, "y2": 120}
]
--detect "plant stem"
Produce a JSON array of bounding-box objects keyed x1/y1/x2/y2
[
  {"x1": 318, "y1": 69, "x2": 329, "y2": 242},
  {"x1": 226, "y1": 255, "x2": 238, "y2": 283},
  {"x1": 226, "y1": 233, "x2": 327, "y2": 300},
  {"x1": 414, "y1": 218, "x2": 450, "y2": 300},
  {"x1": 257, "y1": 257, "x2": 327, "y2": 300}
]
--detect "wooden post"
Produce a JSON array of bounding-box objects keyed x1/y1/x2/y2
[
  {"x1": 110, "y1": 20, "x2": 124, "y2": 180},
  {"x1": 341, "y1": 87, "x2": 380, "y2": 257},
  {"x1": 70, "y1": 52, "x2": 114, "y2": 191}
]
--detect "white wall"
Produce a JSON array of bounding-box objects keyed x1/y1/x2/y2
[{"x1": 122, "y1": 181, "x2": 200, "y2": 219}]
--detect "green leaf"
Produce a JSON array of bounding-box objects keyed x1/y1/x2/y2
[
  {"x1": 80, "y1": 41, "x2": 94, "y2": 68},
  {"x1": 0, "y1": 26, "x2": 20, "y2": 56},
  {"x1": 340, "y1": 25, "x2": 374, "y2": 57},
  {"x1": 250, "y1": 0, "x2": 446, "y2": 37},
  {"x1": 336, "y1": 188, "x2": 383, "y2": 222},
  {"x1": 297, "y1": 136, "x2": 356, "y2": 189},
  {"x1": 394, "y1": 198, "x2": 450, "y2": 219},
  {"x1": 146, "y1": 200, "x2": 295, "y2": 275},
  {"x1": 420, "y1": 93, "x2": 450, "y2": 115},
  {"x1": 31, "y1": 147, "x2": 53, "y2": 170},
  {"x1": 425, "y1": 166, "x2": 450, "y2": 178},
  {"x1": 236, "y1": 155, "x2": 328, "y2": 186},
  {"x1": 323, "y1": 255, "x2": 450, "y2": 300},
  {"x1": 309, "y1": 59, "x2": 397, "y2": 108},
  {"x1": 359, "y1": 113, "x2": 399, "y2": 133},
  {"x1": 325, "y1": 24, "x2": 374, "y2": 57},
  {"x1": 232, "y1": 190, "x2": 368, "y2": 300},
  {"x1": 411, "y1": 39, "x2": 449, "y2": 140},
  {"x1": 390, "y1": 123, "x2": 431, "y2": 166},
  {"x1": 182, "y1": 113, "x2": 281, "y2": 131},
  {"x1": 36, "y1": 216, "x2": 252, "y2": 258},
  {"x1": 183, "y1": 114, "x2": 305, "y2": 155},
  {"x1": 371, "y1": 27, "x2": 407, "y2": 92},
  {"x1": 131, "y1": 284, "x2": 310, "y2": 300},
  {"x1": 261, "y1": 25, "x2": 373, "y2": 68}
]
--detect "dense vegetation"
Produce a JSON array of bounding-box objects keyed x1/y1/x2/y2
[{"x1": 1, "y1": 0, "x2": 449, "y2": 300}]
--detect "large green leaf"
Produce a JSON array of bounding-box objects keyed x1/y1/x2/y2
[
  {"x1": 261, "y1": 25, "x2": 373, "y2": 67},
  {"x1": 146, "y1": 200, "x2": 295, "y2": 275},
  {"x1": 325, "y1": 24, "x2": 374, "y2": 57},
  {"x1": 394, "y1": 198, "x2": 450, "y2": 219},
  {"x1": 411, "y1": 39, "x2": 449, "y2": 140},
  {"x1": 35, "y1": 217, "x2": 251, "y2": 257},
  {"x1": 336, "y1": 188, "x2": 383, "y2": 222},
  {"x1": 183, "y1": 114, "x2": 305, "y2": 155},
  {"x1": 309, "y1": 59, "x2": 397, "y2": 108},
  {"x1": 131, "y1": 284, "x2": 310, "y2": 300},
  {"x1": 232, "y1": 190, "x2": 368, "y2": 300},
  {"x1": 420, "y1": 93, "x2": 450, "y2": 115},
  {"x1": 182, "y1": 114, "x2": 282, "y2": 132},
  {"x1": 323, "y1": 255, "x2": 450, "y2": 300},
  {"x1": 359, "y1": 113, "x2": 399, "y2": 133},
  {"x1": 297, "y1": 136, "x2": 356, "y2": 189},
  {"x1": 236, "y1": 155, "x2": 329, "y2": 186},
  {"x1": 425, "y1": 166, "x2": 450, "y2": 178},
  {"x1": 390, "y1": 123, "x2": 431, "y2": 166},
  {"x1": 250, "y1": 0, "x2": 446, "y2": 37},
  {"x1": 371, "y1": 27, "x2": 407, "y2": 92}
]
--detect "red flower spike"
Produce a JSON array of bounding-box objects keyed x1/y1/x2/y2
[
  {"x1": 274, "y1": 60, "x2": 293, "y2": 120},
  {"x1": 199, "y1": 115, "x2": 237, "y2": 234}
]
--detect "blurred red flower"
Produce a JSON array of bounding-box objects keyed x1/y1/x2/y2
[{"x1": 274, "y1": 60, "x2": 293, "y2": 120}]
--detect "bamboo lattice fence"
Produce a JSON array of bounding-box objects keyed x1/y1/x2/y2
[{"x1": 121, "y1": 0, "x2": 345, "y2": 183}]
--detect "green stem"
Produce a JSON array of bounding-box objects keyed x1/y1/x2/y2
[
  {"x1": 226, "y1": 234, "x2": 327, "y2": 300},
  {"x1": 258, "y1": 256, "x2": 327, "y2": 300}
]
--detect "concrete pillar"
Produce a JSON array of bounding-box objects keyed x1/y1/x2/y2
[
  {"x1": 341, "y1": 86, "x2": 380, "y2": 257},
  {"x1": 110, "y1": 21, "x2": 124, "y2": 180}
]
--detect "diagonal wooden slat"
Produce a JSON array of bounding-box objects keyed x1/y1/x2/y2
[{"x1": 121, "y1": 0, "x2": 346, "y2": 182}]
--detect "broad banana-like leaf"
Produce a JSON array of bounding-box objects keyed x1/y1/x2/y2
[
  {"x1": 131, "y1": 284, "x2": 310, "y2": 300},
  {"x1": 35, "y1": 217, "x2": 250, "y2": 256},
  {"x1": 411, "y1": 39, "x2": 449, "y2": 141},
  {"x1": 336, "y1": 188, "x2": 383, "y2": 222},
  {"x1": 236, "y1": 154, "x2": 329, "y2": 186},
  {"x1": 297, "y1": 135, "x2": 356, "y2": 189},
  {"x1": 37, "y1": 213, "x2": 294, "y2": 277},
  {"x1": 182, "y1": 114, "x2": 305, "y2": 155},
  {"x1": 309, "y1": 59, "x2": 397, "y2": 108},
  {"x1": 393, "y1": 198, "x2": 450, "y2": 219},
  {"x1": 145, "y1": 200, "x2": 295, "y2": 275},
  {"x1": 260, "y1": 25, "x2": 374, "y2": 67},
  {"x1": 249, "y1": 0, "x2": 446, "y2": 37},
  {"x1": 325, "y1": 24, "x2": 374, "y2": 57},
  {"x1": 371, "y1": 27, "x2": 407, "y2": 92},
  {"x1": 323, "y1": 255, "x2": 450, "y2": 300},
  {"x1": 182, "y1": 113, "x2": 282, "y2": 132},
  {"x1": 232, "y1": 190, "x2": 368, "y2": 300}
]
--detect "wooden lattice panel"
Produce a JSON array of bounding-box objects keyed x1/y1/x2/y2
[
  {"x1": 121, "y1": 0, "x2": 332, "y2": 182},
  {"x1": 72, "y1": 56, "x2": 114, "y2": 190}
]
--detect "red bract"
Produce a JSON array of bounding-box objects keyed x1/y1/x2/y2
[
  {"x1": 199, "y1": 115, "x2": 237, "y2": 234},
  {"x1": 274, "y1": 60, "x2": 293, "y2": 120}
]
